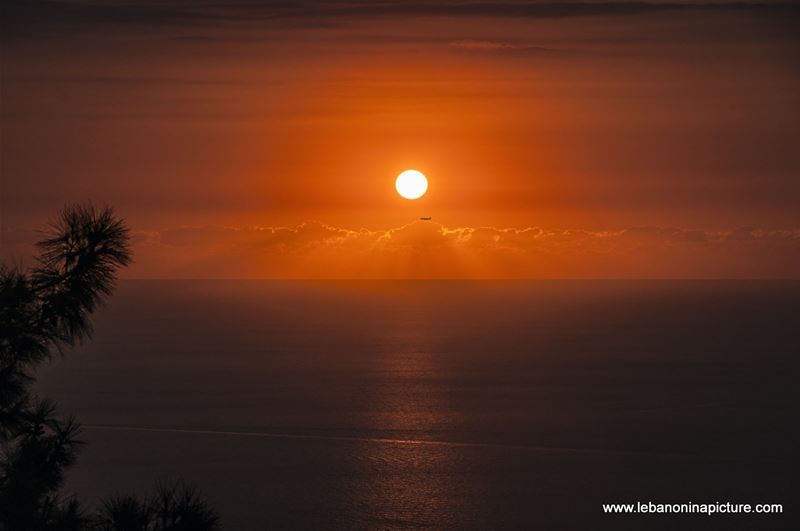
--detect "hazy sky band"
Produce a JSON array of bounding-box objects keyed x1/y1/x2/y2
[{"x1": 5, "y1": 1, "x2": 800, "y2": 34}]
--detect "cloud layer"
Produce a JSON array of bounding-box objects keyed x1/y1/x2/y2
[{"x1": 5, "y1": 221, "x2": 798, "y2": 278}]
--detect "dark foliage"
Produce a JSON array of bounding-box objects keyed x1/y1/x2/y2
[
  {"x1": 0, "y1": 204, "x2": 220, "y2": 531},
  {"x1": 95, "y1": 481, "x2": 220, "y2": 531}
]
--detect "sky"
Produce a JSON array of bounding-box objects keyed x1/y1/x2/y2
[{"x1": 1, "y1": 1, "x2": 799, "y2": 278}]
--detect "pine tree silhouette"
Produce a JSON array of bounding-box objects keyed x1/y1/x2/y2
[{"x1": 1, "y1": 203, "x2": 220, "y2": 530}]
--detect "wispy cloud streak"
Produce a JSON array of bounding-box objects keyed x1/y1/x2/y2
[{"x1": 5, "y1": 1, "x2": 798, "y2": 38}]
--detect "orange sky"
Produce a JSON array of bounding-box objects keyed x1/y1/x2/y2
[{"x1": 1, "y1": 1, "x2": 799, "y2": 278}]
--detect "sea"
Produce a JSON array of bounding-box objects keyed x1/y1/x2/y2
[{"x1": 37, "y1": 280, "x2": 799, "y2": 530}]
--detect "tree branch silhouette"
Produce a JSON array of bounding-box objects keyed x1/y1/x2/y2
[{"x1": 1, "y1": 203, "x2": 220, "y2": 530}]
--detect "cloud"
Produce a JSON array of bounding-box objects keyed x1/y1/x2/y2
[
  {"x1": 4, "y1": 220, "x2": 799, "y2": 278},
  {"x1": 5, "y1": 1, "x2": 797, "y2": 38},
  {"x1": 128, "y1": 221, "x2": 800, "y2": 278},
  {"x1": 448, "y1": 39, "x2": 555, "y2": 53}
]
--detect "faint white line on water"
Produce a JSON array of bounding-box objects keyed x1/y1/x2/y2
[{"x1": 82, "y1": 424, "x2": 715, "y2": 459}]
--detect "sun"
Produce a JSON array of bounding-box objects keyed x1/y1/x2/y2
[{"x1": 395, "y1": 170, "x2": 428, "y2": 200}]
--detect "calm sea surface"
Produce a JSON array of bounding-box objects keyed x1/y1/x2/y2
[{"x1": 38, "y1": 281, "x2": 799, "y2": 530}]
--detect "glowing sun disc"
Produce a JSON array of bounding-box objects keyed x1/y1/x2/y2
[{"x1": 395, "y1": 170, "x2": 428, "y2": 200}]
